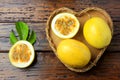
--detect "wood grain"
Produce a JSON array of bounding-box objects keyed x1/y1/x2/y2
[
  {"x1": 0, "y1": 52, "x2": 120, "y2": 80},
  {"x1": 0, "y1": 0, "x2": 119, "y2": 52},
  {"x1": 0, "y1": 22, "x2": 120, "y2": 52},
  {"x1": 0, "y1": 0, "x2": 120, "y2": 80}
]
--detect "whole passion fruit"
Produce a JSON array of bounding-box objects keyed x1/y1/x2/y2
[
  {"x1": 83, "y1": 17, "x2": 112, "y2": 49},
  {"x1": 57, "y1": 39, "x2": 91, "y2": 68}
]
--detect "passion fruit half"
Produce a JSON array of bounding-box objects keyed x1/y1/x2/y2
[
  {"x1": 9, "y1": 40, "x2": 35, "y2": 68},
  {"x1": 51, "y1": 13, "x2": 80, "y2": 39}
]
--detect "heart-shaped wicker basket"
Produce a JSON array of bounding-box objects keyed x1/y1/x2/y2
[{"x1": 46, "y1": 7, "x2": 113, "y2": 72}]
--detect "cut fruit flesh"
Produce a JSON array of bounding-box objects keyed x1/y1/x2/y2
[
  {"x1": 51, "y1": 13, "x2": 80, "y2": 39},
  {"x1": 9, "y1": 40, "x2": 35, "y2": 68}
]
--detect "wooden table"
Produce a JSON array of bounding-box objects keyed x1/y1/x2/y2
[{"x1": 0, "y1": 0, "x2": 120, "y2": 80}]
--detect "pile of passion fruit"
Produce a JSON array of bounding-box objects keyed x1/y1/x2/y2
[{"x1": 46, "y1": 7, "x2": 113, "y2": 72}]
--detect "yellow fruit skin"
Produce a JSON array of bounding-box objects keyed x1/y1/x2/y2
[
  {"x1": 57, "y1": 39, "x2": 91, "y2": 68},
  {"x1": 83, "y1": 17, "x2": 112, "y2": 49}
]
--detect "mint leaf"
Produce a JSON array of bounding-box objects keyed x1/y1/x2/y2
[
  {"x1": 10, "y1": 30, "x2": 18, "y2": 45},
  {"x1": 27, "y1": 30, "x2": 36, "y2": 44},
  {"x1": 15, "y1": 21, "x2": 29, "y2": 40}
]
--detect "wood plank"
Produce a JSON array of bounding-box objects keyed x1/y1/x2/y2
[
  {"x1": 107, "y1": 22, "x2": 120, "y2": 52},
  {"x1": 0, "y1": 0, "x2": 119, "y2": 52},
  {"x1": 0, "y1": 52, "x2": 120, "y2": 80},
  {"x1": 0, "y1": 22, "x2": 120, "y2": 52},
  {"x1": 0, "y1": 23, "x2": 50, "y2": 51},
  {"x1": 0, "y1": 0, "x2": 119, "y2": 23}
]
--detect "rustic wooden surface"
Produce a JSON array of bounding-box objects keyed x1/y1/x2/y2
[{"x1": 0, "y1": 0, "x2": 120, "y2": 80}]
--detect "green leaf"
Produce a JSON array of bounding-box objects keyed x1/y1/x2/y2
[
  {"x1": 15, "y1": 21, "x2": 29, "y2": 40},
  {"x1": 10, "y1": 30, "x2": 18, "y2": 45},
  {"x1": 27, "y1": 30, "x2": 36, "y2": 44},
  {"x1": 9, "y1": 21, "x2": 36, "y2": 45}
]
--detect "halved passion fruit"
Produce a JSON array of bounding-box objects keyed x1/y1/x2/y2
[
  {"x1": 51, "y1": 13, "x2": 80, "y2": 39},
  {"x1": 9, "y1": 40, "x2": 35, "y2": 68}
]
